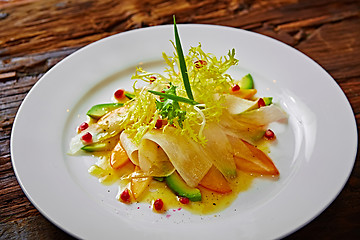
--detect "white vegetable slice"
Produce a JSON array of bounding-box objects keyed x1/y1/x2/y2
[
  {"x1": 235, "y1": 104, "x2": 288, "y2": 125},
  {"x1": 222, "y1": 94, "x2": 258, "y2": 114},
  {"x1": 202, "y1": 122, "x2": 237, "y2": 180},
  {"x1": 69, "y1": 124, "x2": 110, "y2": 155},
  {"x1": 219, "y1": 111, "x2": 266, "y2": 144},
  {"x1": 141, "y1": 128, "x2": 212, "y2": 187},
  {"x1": 120, "y1": 131, "x2": 139, "y2": 165},
  {"x1": 69, "y1": 107, "x2": 129, "y2": 154},
  {"x1": 97, "y1": 107, "x2": 130, "y2": 135},
  {"x1": 138, "y1": 139, "x2": 174, "y2": 177}
]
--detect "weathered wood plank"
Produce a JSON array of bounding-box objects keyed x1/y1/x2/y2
[
  {"x1": 0, "y1": 214, "x2": 75, "y2": 240},
  {"x1": 1, "y1": 0, "x2": 358, "y2": 58},
  {"x1": 296, "y1": 18, "x2": 360, "y2": 80},
  {"x1": 0, "y1": 48, "x2": 78, "y2": 74}
]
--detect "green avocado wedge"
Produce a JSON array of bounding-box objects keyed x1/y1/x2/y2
[
  {"x1": 263, "y1": 97, "x2": 273, "y2": 105},
  {"x1": 239, "y1": 73, "x2": 254, "y2": 89},
  {"x1": 86, "y1": 103, "x2": 124, "y2": 120},
  {"x1": 165, "y1": 171, "x2": 202, "y2": 201},
  {"x1": 153, "y1": 177, "x2": 165, "y2": 182},
  {"x1": 81, "y1": 135, "x2": 119, "y2": 152},
  {"x1": 81, "y1": 142, "x2": 110, "y2": 152}
]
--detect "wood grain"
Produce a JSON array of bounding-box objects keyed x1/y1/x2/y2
[{"x1": 1, "y1": 0, "x2": 359, "y2": 239}]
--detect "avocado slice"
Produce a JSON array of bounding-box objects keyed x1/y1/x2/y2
[
  {"x1": 263, "y1": 97, "x2": 273, "y2": 105},
  {"x1": 81, "y1": 142, "x2": 110, "y2": 152},
  {"x1": 165, "y1": 171, "x2": 202, "y2": 201},
  {"x1": 223, "y1": 94, "x2": 259, "y2": 115},
  {"x1": 86, "y1": 103, "x2": 124, "y2": 120},
  {"x1": 239, "y1": 73, "x2": 254, "y2": 89},
  {"x1": 153, "y1": 177, "x2": 165, "y2": 182},
  {"x1": 81, "y1": 135, "x2": 119, "y2": 152}
]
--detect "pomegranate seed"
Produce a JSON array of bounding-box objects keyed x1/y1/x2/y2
[
  {"x1": 264, "y1": 129, "x2": 275, "y2": 140},
  {"x1": 179, "y1": 197, "x2": 189, "y2": 204},
  {"x1": 153, "y1": 199, "x2": 164, "y2": 211},
  {"x1": 120, "y1": 188, "x2": 131, "y2": 202},
  {"x1": 149, "y1": 76, "x2": 156, "y2": 82},
  {"x1": 114, "y1": 89, "x2": 125, "y2": 100},
  {"x1": 258, "y1": 98, "x2": 266, "y2": 108},
  {"x1": 231, "y1": 84, "x2": 240, "y2": 92},
  {"x1": 81, "y1": 132, "x2": 92, "y2": 144},
  {"x1": 155, "y1": 119, "x2": 163, "y2": 129},
  {"x1": 78, "y1": 122, "x2": 89, "y2": 133},
  {"x1": 194, "y1": 60, "x2": 207, "y2": 68}
]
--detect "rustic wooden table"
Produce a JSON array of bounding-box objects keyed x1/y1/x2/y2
[{"x1": 1, "y1": 0, "x2": 359, "y2": 239}]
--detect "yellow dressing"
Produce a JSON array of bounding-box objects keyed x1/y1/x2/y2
[
  {"x1": 89, "y1": 152, "x2": 257, "y2": 215},
  {"x1": 88, "y1": 152, "x2": 135, "y2": 185}
]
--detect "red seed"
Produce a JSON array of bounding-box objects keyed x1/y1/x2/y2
[
  {"x1": 194, "y1": 60, "x2": 207, "y2": 68},
  {"x1": 153, "y1": 199, "x2": 164, "y2": 211},
  {"x1": 120, "y1": 188, "x2": 131, "y2": 202},
  {"x1": 155, "y1": 119, "x2": 163, "y2": 129},
  {"x1": 81, "y1": 132, "x2": 92, "y2": 144},
  {"x1": 159, "y1": 90, "x2": 166, "y2": 102},
  {"x1": 179, "y1": 197, "x2": 189, "y2": 204},
  {"x1": 78, "y1": 122, "x2": 89, "y2": 133},
  {"x1": 231, "y1": 84, "x2": 240, "y2": 92},
  {"x1": 149, "y1": 76, "x2": 156, "y2": 82},
  {"x1": 264, "y1": 129, "x2": 275, "y2": 140},
  {"x1": 114, "y1": 89, "x2": 125, "y2": 100},
  {"x1": 258, "y1": 98, "x2": 266, "y2": 108}
]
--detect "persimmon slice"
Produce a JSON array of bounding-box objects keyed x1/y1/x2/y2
[
  {"x1": 230, "y1": 89, "x2": 257, "y2": 99},
  {"x1": 234, "y1": 140, "x2": 279, "y2": 176},
  {"x1": 110, "y1": 141, "x2": 130, "y2": 169},
  {"x1": 199, "y1": 166, "x2": 232, "y2": 193}
]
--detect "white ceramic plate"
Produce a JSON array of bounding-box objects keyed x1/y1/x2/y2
[{"x1": 11, "y1": 24, "x2": 357, "y2": 240}]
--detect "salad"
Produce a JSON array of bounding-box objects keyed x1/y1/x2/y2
[{"x1": 69, "y1": 19, "x2": 287, "y2": 214}]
